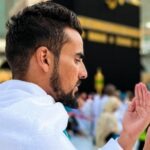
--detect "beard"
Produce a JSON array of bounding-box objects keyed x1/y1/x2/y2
[
  {"x1": 55, "y1": 91, "x2": 78, "y2": 108},
  {"x1": 49, "y1": 58, "x2": 79, "y2": 108}
]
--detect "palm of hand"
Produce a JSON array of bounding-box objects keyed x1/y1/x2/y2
[{"x1": 123, "y1": 104, "x2": 150, "y2": 140}]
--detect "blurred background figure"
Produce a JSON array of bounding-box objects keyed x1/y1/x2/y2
[
  {"x1": 92, "y1": 84, "x2": 117, "y2": 139},
  {"x1": 95, "y1": 97, "x2": 121, "y2": 147}
]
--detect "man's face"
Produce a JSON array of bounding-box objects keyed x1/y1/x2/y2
[{"x1": 50, "y1": 28, "x2": 87, "y2": 108}]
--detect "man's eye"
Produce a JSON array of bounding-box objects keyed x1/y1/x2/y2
[{"x1": 75, "y1": 59, "x2": 81, "y2": 63}]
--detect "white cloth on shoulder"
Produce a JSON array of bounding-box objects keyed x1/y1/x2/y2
[{"x1": 0, "y1": 80, "x2": 122, "y2": 150}]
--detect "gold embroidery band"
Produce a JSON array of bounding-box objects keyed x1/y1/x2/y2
[{"x1": 78, "y1": 16, "x2": 140, "y2": 48}]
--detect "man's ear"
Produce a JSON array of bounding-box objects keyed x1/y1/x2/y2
[{"x1": 35, "y1": 46, "x2": 53, "y2": 72}]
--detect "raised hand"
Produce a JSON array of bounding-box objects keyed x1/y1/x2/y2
[{"x1": 118, "y1": 83, "x2": 150, "y2": 150}]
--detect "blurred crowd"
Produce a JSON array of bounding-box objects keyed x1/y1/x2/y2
[{"x1": 66, "y1": 84, "x2": 145, "y2": 150}]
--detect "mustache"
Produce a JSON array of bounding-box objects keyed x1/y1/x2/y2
[{"x1": 76, "y1": 80, "x2": 81, "y2": 87}]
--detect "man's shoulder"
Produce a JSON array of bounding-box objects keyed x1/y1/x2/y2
[{"x1": 0, "y1": 97, "x2": 68, "y2": 134}]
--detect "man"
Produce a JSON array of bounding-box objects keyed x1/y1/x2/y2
[{"x1": 0, "y1": 1, "x2": 150, "y2": 149}]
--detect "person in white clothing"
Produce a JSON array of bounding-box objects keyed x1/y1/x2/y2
[{"x1": 1, "y1": 1, "x2": 150, "y2": 149}]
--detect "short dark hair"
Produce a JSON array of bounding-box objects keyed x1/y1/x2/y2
[{"x1": 5, "y1": 1, "x2": 82, "y2": 78}]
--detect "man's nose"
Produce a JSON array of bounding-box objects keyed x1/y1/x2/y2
[{"x1": 79, "y1": 64, "x2": 88, "y2": 79}]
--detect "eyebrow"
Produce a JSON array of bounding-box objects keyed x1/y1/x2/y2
[{"x1": 75, "y1": 52, "x2": 84, "y2": 59}]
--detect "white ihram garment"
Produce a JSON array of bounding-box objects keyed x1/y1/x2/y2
[{"x1": 0, "y1": 80, "x2": 122, "y2": 150}]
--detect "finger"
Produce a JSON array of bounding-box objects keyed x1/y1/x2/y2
[
  {"x1": 137, "y1": 83, "x2": 146, "y2": 106},
  {"x1": 135, "y1": 84, "x2": 139, "y2": 105},
  {"x1": 134, "y1": 83, "x2": 138, "y2": 98},
  {"x1": 135, "y1": 97, "x2": 139, "y2": 108},
  {"x1": 128, "y1": 97, "x2": 136, "y2": 112},
  {"x1": 134, "y1": 95, "x2": 140, "y2": 107},
  {"x1": 143, "y1": 127, "x2": 150, "y2": 150},
  {"x1": 143, "y1": 84, "x2": 150, "y2": 106},
  {"x1": 137, "y1": 84, "x2": 142, "y2": 105},
  {"x1": 140, "y1": 83, "x2": 150, "y2": 107},
  {"x1": 135, "y1": 84, "x2": 140, "y2": 106},
  {"x1": 140, "y1": 83, "x2": 147, "y2": 106},
  {"x1": 138, "y1": 83, "x2": 143, "y2": 106},
  {"x1": 146, "y1": 92, "x2": 150, "y2": 106}
]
